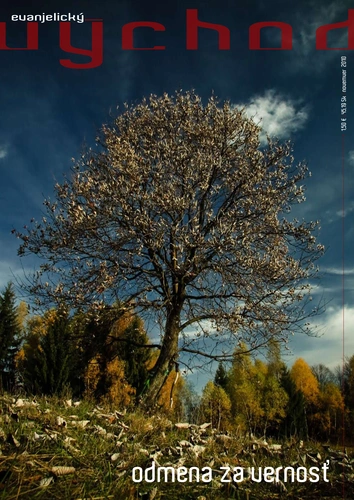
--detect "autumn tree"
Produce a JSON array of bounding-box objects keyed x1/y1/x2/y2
[
  {"x1": 109, "y1": 312, "x2": 151, "y2": 397},
  {"x1": 266, "y1": 339, "x2": 285, "y2": 379},
  {"x1": 84, "y1": 356, "x2": 135, "y2": 408},
  {"x1": 16, "y1": 301, "x2": 29, "y2": 334},
  {"x1": 314, "y1": 382, "x2": 344, "y2": 440},
  {"x1": 258, "y1": 360, "x2": 289, "y2": 436},
  {"x1": 200, "y1": 380, "x2": 232, "y2": 431},
  {"x1": 155, "y1": 367, "x2": 185, "y2": 416},
  {"x1": 15, "y1": 90, "x2": 324, "y2": 407},
  {"x1": 73, "y1": 305, "x2": 152, "y2": 401},
  {"x1": 227, "y1": 347, "x2": 288, "y2": 436},
  {"x1": 291, "y1": 357, "x2": 321, "y2": 437},
  {"x1": 227, "y1": 347, "x2": 262, "y2": 435},
  {"x1": 291, "y1": 358, "x2": 320, "y2": 406}
]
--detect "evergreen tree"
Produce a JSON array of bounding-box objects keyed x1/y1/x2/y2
[
  {"x1": 31, "y1": 308, "x2": 72, "y2": 395},
  {"x1": 17, "y1": 312, "x2": 53, "y2": 393},
  {"x1": 0, "y1": 282, "x2": 21, "y2": 391},
  {"x1": 214, "y1": 362, "x2": 229, "y2": 389},
  {"x1": 116, "y1": 316, "x2": 151, "y2": 396},
  {"x1": 71, "y1": 306, "x2": 115, "y2": 399},
  {"x1": 72, "y1": 304, "x2": 152, "y2": 401},
  {"x1": 279, "y1": 366, "x2": 307, "y2": 439}
]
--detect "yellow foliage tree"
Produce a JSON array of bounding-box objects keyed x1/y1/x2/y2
[
  {"x1": 84, "y1": 355, "x2": 135, "y2": 408},
  {"x1": 227, "y1": 348, "x2": 288, "y2": 436},
  {"x1": 83, "y1": 357, "x2": 101, "y2": 399},
  {"x1": 78, "y1": 305, "x2": 151, "y2": 404},
  {"x1": 290, "y1": 358, "x2": 320, "y2": 406},
  {"x1": 200, "y1": 381, "x2": 232, "y2": 431},
  {"x1": 16, "y1": 309, "x2": 60, "y2": 387},
  {"x1": 312, "y1": 382, "x2": 345, "y2": 439}
]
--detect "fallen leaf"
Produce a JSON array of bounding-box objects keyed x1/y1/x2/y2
[
  {"x1": 40, "y1": 476, "x2": 54, "y2": 488},
  {"x1": 51, "y1": 466, "x2": 76, "y2": 476},
  {"x1": 175, "y1": 423, "x2": 190, "y2": 429},
  {"x1": 6, "y1": 433, "x2": 20, "y2": 447},
  {"x1": 56, "y1": 416, "x2": 67, "y2": 427}
]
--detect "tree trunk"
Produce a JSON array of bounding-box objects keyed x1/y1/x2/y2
[{"x1": 140, "y1": 308, "x2": 180, "y2": 409}]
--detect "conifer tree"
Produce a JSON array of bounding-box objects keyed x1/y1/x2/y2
[
  {"x1": 0, "y1": 282, "x2": 21, "y2": 391},
  {"x1": 111, "y1": 314, "x2": 151, "y2": 397},
  {"x1": 31, "y1": 309, "x2": 72, "y2": 395},
  {"x1": 279, "y1": 366, "x2": 307, "y2": 439},
  {"x1": 214, "y1": 362, "x2": 229, "y2": 389},
  {"x1": 72, "y1": 304, "x2": 152, "y2": 402}
]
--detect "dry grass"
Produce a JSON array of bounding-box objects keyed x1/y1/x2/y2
[{"x1": 0, "y1": 393, "x2": 353, "y2": 499}]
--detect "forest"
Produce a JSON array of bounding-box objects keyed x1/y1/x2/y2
[{"x1": 1, "y1": 282, "x2": 352, "y2": 444}]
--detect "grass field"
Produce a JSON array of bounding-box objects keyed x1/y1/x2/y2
[{"x1": 0, "y1": 393, "x2": 353, "y2": 499}]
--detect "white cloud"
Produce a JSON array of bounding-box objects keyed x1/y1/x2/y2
[
  {"x1": 235, "y1": 90, "x2": 308, "y2": 145},
  {"x1": 297, "y1": 2, "x2": 344, "y2": 54},
  {"x1": 290, "y1": 1, "x2": 349, "y2": 73},
  {"x1": 335, "y1": 201, "x2": 354, "y2": 219},
  {"x1": 0, "y1": 145, "x2": 8, "y2": 159},
  {"x1": 307, "y1": 283, "x2": 339, "y2": 295},
  {"x1": 322, "y1": 266, "x2": 354, "y2": 276},
  {"x1": 290, "y1": 305, "x2": 354, "y2": 369}
]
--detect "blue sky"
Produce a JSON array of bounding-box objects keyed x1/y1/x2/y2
[{"x1": 0, "y1": 0, "x2": 353, "y2": 384}]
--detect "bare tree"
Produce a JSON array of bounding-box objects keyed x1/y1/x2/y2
[
  {"x1": 15, "y1": 91, "x2": 324, "y2": 406},
  {"x1": 311, "y1": 363, "x2": 336, "y2": 389}
]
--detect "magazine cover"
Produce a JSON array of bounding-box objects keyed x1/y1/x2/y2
[{"x1": 0, "y1": 0, "x2": 353, "y2": 498}]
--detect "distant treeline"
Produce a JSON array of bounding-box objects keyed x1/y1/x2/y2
[{"x1": 1, "y1": 282, "x2": 353, "y2": 443}]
